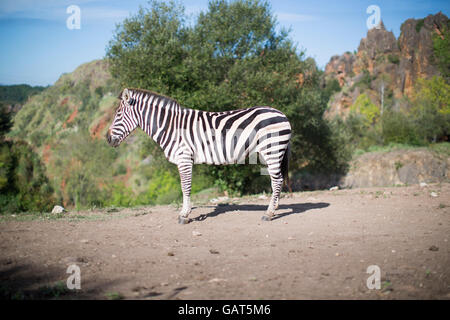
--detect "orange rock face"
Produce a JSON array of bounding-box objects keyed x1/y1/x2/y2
[{"x1": 324, "y1": 13, "x2": 447, "y2": 119}]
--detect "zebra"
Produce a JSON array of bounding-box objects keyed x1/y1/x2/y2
[{"x1": 106, "y1": 88, "x2": 292, "y2": 224}]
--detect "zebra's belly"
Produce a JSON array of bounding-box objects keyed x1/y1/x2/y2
[{"x1": 192, "y1": 148, "x2": 263, "y2": 166}]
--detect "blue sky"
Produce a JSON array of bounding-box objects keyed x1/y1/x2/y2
[{"x1": 0, "y1": 0, "x2": 448, "y2": 86}]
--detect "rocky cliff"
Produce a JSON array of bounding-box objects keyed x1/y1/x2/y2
[{"x1": 324, "y1": 12, "x2": 448, "y2": 119}]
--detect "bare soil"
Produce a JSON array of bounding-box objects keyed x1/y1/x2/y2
[{"x1": 1, "y1": 184, "x2": 449, "y2": 300}]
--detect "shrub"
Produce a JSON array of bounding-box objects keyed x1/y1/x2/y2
[
  {"x1": 145, "y1": 169, "x2": 182, "y2": 204},
  {"x1": 415, "y1": 19, "x2": 425, "y2": 33},
  {"x1": 0, "y1": 103, "x2": 12, "y2": 136},
  {"x1": 381, "y1": 110, "x2": 422, "y2": 145},
  {"x1": 432, "y1": 23, "x2": 450, "y2": 79},
  {"x1": 0, "y1": 140, "x2": 54, "y2": 213},
  {"x1": 410, "y1": 76, "x2": 450, "y2": 142},
  {"x1": 388, "y1": 54, "x2": 400, "y2": 65},
  {"x1": 350, "y1": 93, "x2": 380, "y2": 126}
]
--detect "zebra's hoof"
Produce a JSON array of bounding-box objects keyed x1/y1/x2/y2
[
  {"x1": 261, "y1": 215, "x2": 273, "y2": 221},
  {"x1": 178, "y1": 216, "x2": 190, "y2": 224}
]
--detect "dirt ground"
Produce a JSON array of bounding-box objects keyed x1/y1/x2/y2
[{"x1": 0, "y1": 183, "x2": 449, "y2": 300}]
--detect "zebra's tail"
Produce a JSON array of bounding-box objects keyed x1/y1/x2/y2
[{"x1": 281, "y1": 143, "x2": 291, "y2": 192}]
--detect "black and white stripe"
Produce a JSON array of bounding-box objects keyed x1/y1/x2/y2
[{"x1": 106, "y1": 88, "x2": 292, "y2": 223}]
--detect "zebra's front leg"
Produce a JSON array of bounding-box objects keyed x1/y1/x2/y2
[
  {"x1": 262, "y1": 175, "x2": 283, "y2": 221},
  {"x1": 177, "y1": 161, "x2": 193, "y2": 224}
]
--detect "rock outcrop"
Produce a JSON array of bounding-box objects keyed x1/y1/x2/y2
[
  {"x1": 292, "y1": 147, "x2": 450, "y2": 190},
  {"x1": 324, "y1": 12, "x2": 448, "y2": 119},
  {"x1": 343, "y1": 148, "x2": 450, "y2": 188}
]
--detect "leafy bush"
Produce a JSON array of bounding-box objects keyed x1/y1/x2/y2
[
  {"x1": 410, "y1": 76, "x2": 450, "y2": 142},
  {"x1": 104, "y1": 183, "x2": 137, "y2": 207},
  {"x1": 415, "y1": 19, "x2": 425, "y2": 33},
  {"x1": 350, "y1": 93, "x2": 380, "y2": 126},
  {"x1": 0, "y1": 103, "x2": 12, "y2": 137},
  {"x1": 323, "y1": 78, "x2": 341, "y2": 101},
  {"x1": 0, "y1": 140, "x2": 54, "y2": 213},
  {"x1": 144, "y1": 169, "x2": 182, "y2": 204},
  {"x1": 381, "y1": 110, "x2": 422, "y2": 145},
  {"x1": 387, "y1": 54, "x2": 400, "y2": 65},
  {"x1": 354, "y1": 69, "x2": 374, "y2": 90}
]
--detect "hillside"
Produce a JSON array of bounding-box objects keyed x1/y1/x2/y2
[
  {"x1": 7, "y1": 60, "x2": 163, "y2": 209},
  {"x1": 324, "y1": 12, "x2": 448, "y2": 118}
]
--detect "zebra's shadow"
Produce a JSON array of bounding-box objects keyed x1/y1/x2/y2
[{"x1": 190, "y1": 202, "x2": 330, "y2": 223}]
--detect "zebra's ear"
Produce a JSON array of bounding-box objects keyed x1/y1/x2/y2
[{"x1": 122, "y1": 89, "x2": 130, "y2": 104}]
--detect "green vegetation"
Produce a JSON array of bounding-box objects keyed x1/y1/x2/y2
[
  {"x1": 0, "y1": 140, "x2": 55, "y2": 213},
  {"x1": 394, "y1": 161, "x2": 403, "y2": 171},
  {"x1": 411, "y1": 76, "x2": 450, "y2": 142},
  {"x1": 0, "y1": 103, "x2": 12, "y2": 136},
  {"x1": 0, "y1": 281, "x2": 70, "y2": 300},
  {"x1": 0, "y1": 84, "x2": 46, "y2": 105},
  {"x1": 432, "y1": 22, "x2": 450, "y2": 79},
  {"x1": 429, "y1": 142, "x2": 450, "y2": 157},
  {"x1": 323, "y1": 78, "x2": 341, "y2": 100},
  {"x1": 1, "y1": 105, "x2": 54, "y2": 213},
  {"x1": 387, "y1": 54, "x2": 400, "y2": 65},
  {"x1": 336, "y1": 76, "x2": 449, "y2": 156},
  {"x1": 35, "y1": 281, "x2": 70, "y2": 299},
  {"x1": 415, "y1": 19, "x2": 425, "y2": 33},
  {"x1": 350, "y1": 93, "x2": 380, "y2": 126},
  {"x1": 354, "y1": 69, "x2": 375, "y2": 90},
  {"x1": 105, "y1": 292, "x2": 124, "y2": 300}
]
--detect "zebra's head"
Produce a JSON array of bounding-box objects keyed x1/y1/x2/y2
[{"x1": 106, "y1": 88, "x2": 139, "y2": 147}]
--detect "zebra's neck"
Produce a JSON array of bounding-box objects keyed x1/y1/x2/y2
[{"x1": 134, "y1": 91, "x2": 183, "y2": 145}]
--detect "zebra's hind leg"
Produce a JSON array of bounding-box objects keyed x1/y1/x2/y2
[
  {"x1": 177, "y1": 161, "x2": 193, "y2": 224},
  {"x1": 262, "y1": 173, "x2": 283, "y2": 221}
]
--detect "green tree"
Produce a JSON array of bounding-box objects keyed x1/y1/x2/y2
[
  {"x1": 107, "y1": 0, "x2": 187, "y2": 93},
  {"x1": 410, "y1": 76, "x2": 450, "y2": 142},
  {"x1": 0, "y1": 103, "x2": 12, "y2": 137}
]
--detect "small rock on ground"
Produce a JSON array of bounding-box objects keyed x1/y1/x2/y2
[{"x1": 51, "y1": 205, "x2": 65, "y2": 214}]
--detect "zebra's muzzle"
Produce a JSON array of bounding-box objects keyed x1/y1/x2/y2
[{"x1": 106, "y1": 130, "x2": 121, "y2": 147}]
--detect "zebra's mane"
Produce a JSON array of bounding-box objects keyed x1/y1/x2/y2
[{"x1": 121, "y1": 88, "x2": 180, "y2": 107}]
